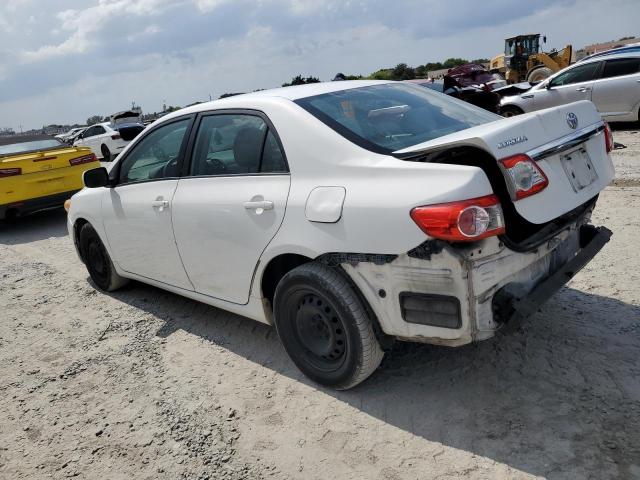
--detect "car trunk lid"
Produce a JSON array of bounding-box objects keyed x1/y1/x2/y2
[
  {"x1": 1, "y1": 146, "x2": 95, "y2": 175},
  {"x1": 393, "y1": 101, "x2": 615, "y2": 224}
]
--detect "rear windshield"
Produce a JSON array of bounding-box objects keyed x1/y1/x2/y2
[
  {"x1": 0, "y1": 139, "x2": 63, "y2": 156},
  {"x1": 295, "y1": 83, "x2": 498, "y2": 153}
]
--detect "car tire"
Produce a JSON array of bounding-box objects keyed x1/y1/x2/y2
[
  {"x1": 273, "y1": 262, "x2": 384, "y2": 390},
  {"x1": 501, "y1": 105, "x2": 524, "y2": 118},
  {"x1": 79, "y1": 223, "x2": 128, "y2": 291},
  {"x1": 101, "y1": 144, "x2": 111, "y2": 162}
]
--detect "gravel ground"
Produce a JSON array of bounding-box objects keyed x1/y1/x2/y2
[{"x1": 1, "y1": 127, "x2": 639, "y2": 480}]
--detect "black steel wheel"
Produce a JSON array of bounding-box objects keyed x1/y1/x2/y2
[
  {"x1": 273, "y1": 262, "x2": 384, "y2": 390},
  {"x1": 79, "y1": 223, "x2": 128, "y2": 291}
]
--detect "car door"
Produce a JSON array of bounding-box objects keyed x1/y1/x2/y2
[
  {"x1": 591, "y1": 57, "x2": 640, "y2": 118},
  {"x1": 171, "y1": 111, "x2": 290, "y2": 304},
  {"x1": 101, "y1": 116, "x2": 195, "y2": 290},
  {"x1": 533, "y1": 61, "x2": 601, "y2": 111}
]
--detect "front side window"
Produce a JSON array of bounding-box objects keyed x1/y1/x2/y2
[
  {"x1": 190, "y1": 114, "x2": 287, "y2": 176},
  {"x1": 296, "y1": 83, "x2": 498, "y2": 153},
  {"x1": 601, "y1": 58, "x2": 640, "y2": 79},
  {"x1": 550, "y1": 62, "x2": 600, "y2": 87},
  {"x1": 118, "y1": 118, "x2": 190, "y2": 184}
]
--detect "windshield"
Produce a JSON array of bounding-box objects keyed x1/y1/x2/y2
[
  {"x1": 0, "y1": 138, "x2": 63, "y2": 156},
  {"x1": 295, "y1": 83, "x2": 498, "y2": 153}
]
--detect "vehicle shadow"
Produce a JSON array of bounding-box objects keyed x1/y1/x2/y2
[
  {"x1": 105, "y1": 281, "x2": 640, "y2": 478},
  {"x1": 0, "y1": 208, "x2": 68, "y2": 245}
]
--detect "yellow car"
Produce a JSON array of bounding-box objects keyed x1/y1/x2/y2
[{"x1": 0, "y1": 135, "x2": 100, "y2": 220}]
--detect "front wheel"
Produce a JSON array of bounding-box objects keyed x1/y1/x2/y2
[
  {"x1": 273, "y1": 262, "x2": 384, "y2": 390},
  {"x1": 79, "y1": 223, "x2": 128, "y2": 291}
]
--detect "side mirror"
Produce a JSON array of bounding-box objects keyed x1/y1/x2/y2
[
  {"x1": 83, "y1": 167, "x2": 110, "y2": 188},
  {"x1": 546, "y1": 82, "x2": 553, "y2": 90}
]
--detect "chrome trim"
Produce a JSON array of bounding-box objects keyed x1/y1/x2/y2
[{"x1": 527, "y1": 122, "x2": 605, "y2": 161}]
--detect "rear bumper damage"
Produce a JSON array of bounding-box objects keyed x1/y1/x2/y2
[{"x1": 340, "y1": 220, "x2": 611, "y2": 346}]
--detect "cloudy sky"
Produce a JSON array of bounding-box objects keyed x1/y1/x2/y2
[{"x1": 0, "y1": 0, "x2": 638, "y2": 130}]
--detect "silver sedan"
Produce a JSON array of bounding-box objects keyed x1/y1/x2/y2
[{"x1": 500, "y1": 52, "x2": 640, "y2": 122}]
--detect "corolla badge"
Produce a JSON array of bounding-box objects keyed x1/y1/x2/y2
[
  {"x1": 566, "y1": 112, "x2": 578, "y2": 129},
  {"x1": 497, "y1": 135, "x2": 528, "y2": 149}
]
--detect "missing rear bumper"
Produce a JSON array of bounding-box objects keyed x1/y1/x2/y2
[{"x1": 492, "y1": 225, "x2": 612, "y2": 331}]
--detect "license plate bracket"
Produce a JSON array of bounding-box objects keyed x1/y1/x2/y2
[{"x1": 560, "y1": 148, "x2": 598, "y2": 192}]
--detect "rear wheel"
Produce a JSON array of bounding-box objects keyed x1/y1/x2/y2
[
  {"x1": 501, "y1": 105, "x2": 524, "y2": 118},
  {"x1": 101, "y1": 144, "x2": 111, "y2": 162},
  {"x1": 273, "y1": 262, "x2": 384, "y2": 390},
  {"x1": 79, "y1": 223, "x2": 128, "y2": 291}
]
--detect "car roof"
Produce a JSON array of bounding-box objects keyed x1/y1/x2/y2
[{"x1": 578, "y1": 50, "x2": 640, "y2": 65}]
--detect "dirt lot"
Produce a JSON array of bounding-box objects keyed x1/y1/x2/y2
[{"x1": 1, "y1": 127, "x2": 639, "y2": 480}]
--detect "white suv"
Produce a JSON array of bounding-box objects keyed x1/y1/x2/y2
[
  {"x1": 501, "y1": 52, "x2": 640, "y2": 122},
  {"x1": 74, "y1": 122, "x2": 144, "y2": 161},
  {"x1": 67, "y1": 81, "x2": 614, "y2": 389}
]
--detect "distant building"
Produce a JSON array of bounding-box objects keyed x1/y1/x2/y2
[{"x1": 576, "y1": 36, "x2": 639, "y2": 59}]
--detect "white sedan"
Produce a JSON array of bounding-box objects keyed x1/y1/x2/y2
[
  {"x1": 67, "y1": 81, "x2": 614, "y2": 389},
  {"x1": 74, "y1": 121, "x2": 144, "y2": 161}
]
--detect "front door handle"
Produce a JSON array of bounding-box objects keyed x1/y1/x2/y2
[
  {"x1": 576, "y1": 87, "x2": 591, "y2": 92},
  {"x1": 151, "y1": 200, "x2": 169, "y2": 211},
  {"x1": 244, "y1": 200, "x2": 274, "y2": 212}
]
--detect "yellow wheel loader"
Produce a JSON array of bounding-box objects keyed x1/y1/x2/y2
[{"x1": 490, "y1": 34, "x2": 572, "y2": 84}]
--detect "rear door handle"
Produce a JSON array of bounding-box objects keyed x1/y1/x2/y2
[
  {"x1": 576, "y1": 87, "x2": 590, "y2": 92},
  {"x1": 151, "y1": 200, "x2": 169, "y2": 211},
  {"x1": 244, "y1": 200, "x2": 274, "y2": 211}
]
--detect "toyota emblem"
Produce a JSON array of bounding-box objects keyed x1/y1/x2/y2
[{"x1": 566, "y1": 112, "x2": 578, "y2": 130}]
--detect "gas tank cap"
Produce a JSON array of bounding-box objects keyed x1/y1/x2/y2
[{"x1": 305, "y1": 186, "x2": 346, "y2": 223}]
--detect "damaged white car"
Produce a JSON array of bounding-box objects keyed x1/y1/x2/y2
[{"x1": 67, "y1": 81, "x2": 614, "y2": 389}]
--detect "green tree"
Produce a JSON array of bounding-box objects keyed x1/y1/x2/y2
[
  {"x1": 470, "y1": 58, "x2": 490, "y2": 64},
  {"x1": 442, "y1": 58, "x2": 469, "y2": 69},
  {"x1": 391, "y1": 63, "x2": 416, "y2": 80},
  {"x1": 86, "y1": 115, "x2": 103, "y2": 126},
  {"x1": 282, "y1": 75, "x2": 321, "y2": 87},
  {"x1": 368, "y1": 69, "x2": 394, "y2": 80}
]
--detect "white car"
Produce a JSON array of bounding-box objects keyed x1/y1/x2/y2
[
  {"x1": 501, "y1": 52, "x2": 640, "y2": 122},
  {"x1": 57, "y1": 127, "x2": 87, "y2": 144},
  {"x1": 67, "y1": 81, "x2": 614, "y2": 389},
  {"x1": 74, "y1": 122, "x2": 144, "y2": 161}
]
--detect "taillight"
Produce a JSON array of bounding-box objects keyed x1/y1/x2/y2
[
  {"x1": 410, "y1": 194, "x2": 505, "y2": 242},
  {"x1": 603, "y1": 122, "x2": 613, "y2": 153},
  {"x1": 111, "y1": 134, "x2": 121, "y2": 140},
  {"x1": 69, "y1": 153, "x2": 97, "y2": 166},
  {"x1": 0, "y1": 167, "x2": 22, "y2": 177},
  {"x1": 499, "y1": 153, "x2": 548, "y2": 200}
]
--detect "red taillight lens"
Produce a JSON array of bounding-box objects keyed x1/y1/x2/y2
[
  {"x1": 111, "y1": 134, "x2": 121, "y2": 140},
  {"x1": 410, "y1": 194, "x2": 505, "y2": 242},
  {"x1": 69, "y1": 153, "x2": 97, "y2": 166},
  {"x1": 499, "y1": 153, "x2": 548, "y2": 200},
  {"x1": 0, "y1": 167, "x2": 22, "y2": 177},
  {"x1": 603, "y1": 122, "x2": 613, "y2": 154}
]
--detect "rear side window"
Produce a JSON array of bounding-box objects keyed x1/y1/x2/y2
[
  {"x1": 190, "y1": 114, "x2": 287, "y2": 176},
  {"x1": 295, "y1": 83, "x2": 498, "y2": 153},
  {"x1": 601, "y1": 58, "x2": 640, "y2": 78},
  {"x1": 550, "y1": 62, "x2": 600, "y2": 87}
]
